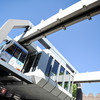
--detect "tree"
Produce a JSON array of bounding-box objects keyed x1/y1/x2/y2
[{"x1": 72, "y1": 84, "x2": 77, "y2": 99}]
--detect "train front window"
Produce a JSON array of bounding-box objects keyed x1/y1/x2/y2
[
  {"x1": 13, "y1": 47, "x2": 21, "y2": 59},
  {"x1": 6, "y1": 44, "x2": 16, "y2": 55},
  {"x1": 19, "y1": 51, "x2": 27, "y2": 63}
]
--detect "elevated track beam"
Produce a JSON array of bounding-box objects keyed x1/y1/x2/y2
[{"x1": 18, "y1": 0, "x2": 100, "y2": 45}]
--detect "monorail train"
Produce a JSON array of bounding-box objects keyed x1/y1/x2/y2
[{"x1": 0, "y1": 40, "x2": 75, "y2": 99}]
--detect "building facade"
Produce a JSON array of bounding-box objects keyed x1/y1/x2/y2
[{"x1": 83, "y1": 93, "x2": 100, "y2": 100}]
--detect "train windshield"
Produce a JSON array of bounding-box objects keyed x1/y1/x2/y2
[
  {"x1": 6, "y1": 43, "x2": 27, "y2": 62},
  {"x1": 0, "y1": 41, "x2": 28, "y2": 71}
]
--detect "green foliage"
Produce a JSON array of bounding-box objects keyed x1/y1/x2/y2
[
  {"x1": 72, "y1": 84, "x2": 77, "y2": 98},
  {"x1": 64, "y1": 82, "x2": 68, "y2": 90},
  {"x1": 59, "y1": 71, "x2": 64, "y2": 75},
  {"x1": 58, "y1": 82, "x2": 62, "y2": 86}
]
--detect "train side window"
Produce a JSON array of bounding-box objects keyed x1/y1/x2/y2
[
  {"x1": 6, "y1": 44, "x2": 16, "y2": 55},
  {"x1": 13, "y1": 47, "x2": 21, "y2": 59},
  {"x1": 45, "y1": 56, "x2": 53, "y2": 77},
  {"x1": 64, "y1": 71, "x2": 70, "y2": 91},
  {"x1": 24, "y1": 55, "x2": 36, "y2": 73},
  {"x1": 58, "y1": 82, "x2": 62, "y2": 87},
  {"x1": 51, "y1": 60, "x2": 59, "y2": 76},
  {"x1": 19, "y1": 51, "x2": 27, "y2": 63},
  {"x1": 50, "y1": 60, "x2": 59, "y2": 81},
  {"x1": 59, "y1": 66, "x2": 65, "y2": 75},
  {"x1": 58, "y1": 66, "x2": 65, "y2": 86},
  {"x1": 32, "y1": 53, "x2": 41, "y2": 71}
]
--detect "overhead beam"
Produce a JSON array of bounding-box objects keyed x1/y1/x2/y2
[
  {"x1": 19, "y1": 0, "x2": 100, "y2": 45},
  {"x1": 0, "y1": 19, "x2": 32, "y2": 44},
  {"x1": 74, "y1": 71, "x2": 100, "y2": 83}
]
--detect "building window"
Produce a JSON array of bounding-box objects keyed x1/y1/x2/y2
[
  {"x1": 45, "y1": 56, "x2": 53, "y2": 77},
  {"x1": 50, "y1": 60, "x2": 59, "y2": 82},
  {"x1": 64, "y1": 71, "x2": 70, "y2": 91}
]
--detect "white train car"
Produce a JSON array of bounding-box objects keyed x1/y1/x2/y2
[{"x1": 0, "y1": 38, "x2": 77, "y2": 100}]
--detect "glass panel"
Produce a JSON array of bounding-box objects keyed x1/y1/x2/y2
[
  {"x1": 64, "y1": 82, "x2": 69, "y2": 91},
  {"x1": 6, "y1": 44, "x2": 16, "y2": 55},
  {"x1": 64, "y1": 71, "x2": 70, "y2": 91},
  {"x1": 45, "y1": 56, "x2": 53, "y2": 77},
  {"x1": 59, "y1": 66, "x2": 65, "y2": 75},
  {"x1": 24, "y1": 55, "x2": 36, "y2": 73},
  {"x1": 13, "y1": 47, "x2": 21, "y2": 59},
  {"x1": 58, "y1": 66, "x2": 65, "y2": 86},
  {"x1": 32, "y1": 53, "x2": 41, "y2": 71},
  {"x1": 0, "y1": 45, "x2": 5, "y2": 50},
  {"x1": 58, "y1": 82, "x2": 62, "y2": 87},
  {"x1": 19, "y1": 51, "x2": 27, "y2": 63},
  {"x1": 51, "y1": 60, "x2": 59, "y2": 81}
]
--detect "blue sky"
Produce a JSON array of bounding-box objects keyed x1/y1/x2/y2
[{"x1": 0, "y1": 0, "x2": 100, "y2": 96}]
